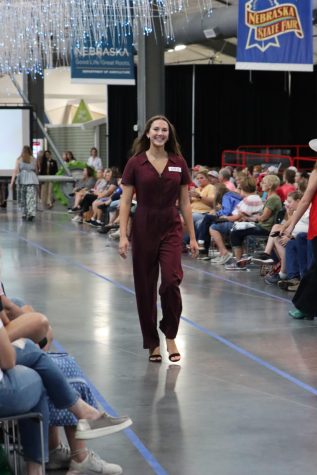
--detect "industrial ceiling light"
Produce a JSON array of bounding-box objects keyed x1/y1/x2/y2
[{"x1": 0, "y1": 0, "x2": 213, "y2": 75}]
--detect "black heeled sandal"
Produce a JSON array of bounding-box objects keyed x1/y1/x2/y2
[
  {"x1": 149, "y1": 349, "x2": 162, "y2": 363},
  {"x1": 168, "y1": 353, "x2": 181, "y2": 362}
]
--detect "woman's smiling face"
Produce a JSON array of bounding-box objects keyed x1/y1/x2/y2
[{"x1": 147, "y1": 119, "x2": 169, "y2": 148}]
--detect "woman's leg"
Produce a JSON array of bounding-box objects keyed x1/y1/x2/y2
[
  {"x1": 0, "y1": 365, "x2": 49, "y2": 467},
  {"x1": 5, "y1": 312, "x2": 49, "y2": 344},
  {"x1": 47, "y1": 182, "x2": 53, "y2": 207},
  {"x1": 273, "y1": 239, "x2": 286, "y2": 274},
  {"x1": 285, "y1": 239, "x2": 301, "y2": 279},
  {"x1": 40, "y1": 183, "x2": 49, "y2": 207},
  {"x1": 20, "y1": 185, "x2": 27, "y2": 216},
  {"x1": 26, "y1": 185, "x2": 37, "y2": 217},
  {"x1": 231, "y1": 227, "x2": 269, "y2": 260},
  {"x1": 292, "y1": 237, "x2": 317, "y2": 316},
  {"x1": 14, "y1": 340, "x2": 111, "y2": 422},
  {"x1": 14, "y1": 340, "x2": 79, "y2": 410},
  {"x1": 264, "y1": 224, "x2": 282, "y2": 254},
  {"x1": 158, "y1": 224, "x2": 183, "y2": 360},
  {"x1": 192, "y1": 212, "x2": 205, "y2": 236}
]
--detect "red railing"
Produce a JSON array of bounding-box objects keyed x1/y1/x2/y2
[{"x1": 221, "y1": 146, "x2": 317, "y2": 172}]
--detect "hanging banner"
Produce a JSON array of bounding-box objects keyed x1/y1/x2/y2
[
  {"x1": 236, "y1": 0, "x2": 313, "y2": 72},
  {"x1": 71, "y1": 29, "x2": 135, "y2": 85}
]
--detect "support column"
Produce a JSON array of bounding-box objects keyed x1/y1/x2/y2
[
  {"x1": 137, "y1": 18, "x2": 165, "y2": 133},
  {"x1": 27, "y1": 74, "x2": 45, "y2": 139}
]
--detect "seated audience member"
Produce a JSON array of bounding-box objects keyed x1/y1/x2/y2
[
  {"x1": 98, "y1": 190, "x2": 135, "y2": 236},
  {"x1": 1, "y1": 335, "x2": 131, "y2": 475},
  {"x1": 62, "y1": 151, "x2": 76, "y2": 164},
  {"x1": 252, "y1": 191, "x2": 304, "y2": 283},
  {"x1": 218, "y1": 167, "x2": 236, "y2": 191},
  {"x1": 197, "y1": 183, "x2": 242, "y2": 253},
  {"x1": 296, "y1": 171, "x2": 310, "y2": 192},
  {"x1": 39, "y1": 150, "x2": 58, "y2": 209},
  {"x1": 276, "y1": 168, "x2": 296, "y2": 202},
  {"x1": 209, "y1": 177, "x2": 263, "y2": 265},
  {"x1": 83, "y1": 169, "x2": 119, "y2": 226},
  {"x1": 233, "y1": 169, "x2": 248, "y2": 191},
  {"x1": 207, "y1": 170, "x2": 219, "y2": 186},
  {"x1": 184, "y1": 169, "x2": 215, "y2": 237},
  {"x1": 72, "y1": 169, "x2": 107, "y2": 223},
  {"x1": 87, "y1": 147, "x2": 103, "y2": 171},
  {"x1": 225, "y1": 174, "x2": 282, "y2": 270},
  {"x1": 0, "y1": 294, "x2": 51, "y2": 348},
  {"x1": 277, "y1": 232, "x2": 314, "y2": 292},
  {"x1": 191, "y1": 165, "x2": 204, "y2": 186},
  {"x1": 0, "y1": 289, "x2": 132, "y2": 475},
  {"x1": 69, "y1": 166, "x2": 96, "y2": 211}
]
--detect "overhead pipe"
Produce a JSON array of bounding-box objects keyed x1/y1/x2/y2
[{"x1": 170, "y1": 1, "x2": 317, "y2": 44}]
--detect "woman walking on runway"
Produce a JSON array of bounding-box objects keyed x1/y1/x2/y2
[
  {"x1": 284, "y1": 149, "x2": 317, "y2": 320},
  {"x1": 119, "y1": 116, "x2": 198, "y2": 362}
]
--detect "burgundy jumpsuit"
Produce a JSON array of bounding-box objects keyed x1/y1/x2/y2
[{"x1": 121, "y1": 153, "x2": 191, "y2": 349}]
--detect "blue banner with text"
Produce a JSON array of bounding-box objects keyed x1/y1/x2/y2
[{"x1": 71, "y1": 30, "x2": 135, "y2": 84}]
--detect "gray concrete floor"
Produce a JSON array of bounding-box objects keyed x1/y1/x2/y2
[{"x1": 2, "y1": 203, "x2": 317, "y2": 475}]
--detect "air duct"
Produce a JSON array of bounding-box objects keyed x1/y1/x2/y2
[{"x1": 171, "y1": 1, "x2": 317, "y2": 44}]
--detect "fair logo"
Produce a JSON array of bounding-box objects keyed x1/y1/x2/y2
[{"x1": 245, "y1": 0, "x2": 304, "y2": 52}]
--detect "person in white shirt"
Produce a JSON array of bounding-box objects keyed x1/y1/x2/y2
[{"x1": 87, "y1": 147, "x2": 103, "y2": 171}]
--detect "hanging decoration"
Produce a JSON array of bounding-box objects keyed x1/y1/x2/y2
[{"x1": 0, "y1": 0, "x2": 213, "y2": 75}]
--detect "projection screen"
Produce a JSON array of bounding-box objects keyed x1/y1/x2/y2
[{"x1": 0, "y1": 107, "x2": 32, "y2": 176}]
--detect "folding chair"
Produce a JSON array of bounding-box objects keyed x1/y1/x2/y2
[{"x1": 0, "y1": 412, "x2": 45, "y2": 474}]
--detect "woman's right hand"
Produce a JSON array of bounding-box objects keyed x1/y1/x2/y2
[
  {"x1": 119, "y1": 236, "x2": 129, "y2": 259},
  {"x1": 282, "y1": 224, "x2": 294, "y2": 238}
]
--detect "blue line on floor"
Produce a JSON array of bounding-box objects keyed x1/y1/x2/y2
[
  {"x1": 53, "y1": 339, "x2": 169, "y2": 475},
  {"x1": 183, "y1": 263, "x2": 291, "y2": 303},
  {"x1": 181, "y1": 316, "x2": 317, "y2": 396},
  {"x1": 16, "y1": 235, "x2": 135, "y2": 296},
  {"x1": 9, "y1": 234, "x2": 317, "y2": 398}
]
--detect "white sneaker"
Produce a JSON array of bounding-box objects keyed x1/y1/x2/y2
[
  {"x1": 72, "y1": 215, "x2": 83, "y2": 223},
  {"x1": 209, "y1": 256, "x2": 222, "y2": 264},
  {"x1": 66, "y1": 450, "x2": 122, "y2": 475},
  {"x1": 46, "y1": 443, "x2": 71, "y2": 470},
  {"x1": 218, "y1": 252, "x2": 233, "y2": 265},
  {"x1": 76, "y1": 413, "x2": 132, "y2": 439}
]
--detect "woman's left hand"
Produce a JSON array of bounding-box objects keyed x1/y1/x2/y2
[
  {"x1": 189, "y1": 239, "x2": 199, "y2": 258},
  {"x1": 279, "y1": 234, "x2": 290, "y2": 246}
]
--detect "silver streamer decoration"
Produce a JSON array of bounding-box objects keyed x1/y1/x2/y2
[{"x1": 0, "y1": 0, "x2": 213, "y2": 75}]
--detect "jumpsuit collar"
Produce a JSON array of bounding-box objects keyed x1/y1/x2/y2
[{"x1": 140, "y1": 153, "x2": 178, "y2": 165}]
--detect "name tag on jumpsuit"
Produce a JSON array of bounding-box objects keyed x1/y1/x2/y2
[{"x1": 168, "y1": 167, "x2": 182, "y2": 172}]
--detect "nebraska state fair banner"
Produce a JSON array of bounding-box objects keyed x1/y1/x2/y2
[{"x1": 236, "y1": 0, "x2": 313, "y2": 71}]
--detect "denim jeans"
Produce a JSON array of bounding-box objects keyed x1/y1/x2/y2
[
  {"x1": 0, "y1": 365, "x2": 49, "y2": 464},
  {"x1": 285, "y1": 233, "x2": 314, "y2": 279},
  {"x1": 196, "y1": 214, "x2": 218, "y2": 249},
  {"x1": 192, "y1": 212, "x2": 207, "y2": 236},
  {"x1": 1, "y1": 339, "x2": 79, "y2": 464}
]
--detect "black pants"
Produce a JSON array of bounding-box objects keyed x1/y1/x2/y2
[
  {"x1": 80, "y1": 193, "x2": 97, "y2": 214},
  {"x1": 293, "y1": 237, "x2": 317, "y2": 316}
]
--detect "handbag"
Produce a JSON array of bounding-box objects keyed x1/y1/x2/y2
[{"x1": 48, "y1": 353, "x2": 98, "y2": 426}]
